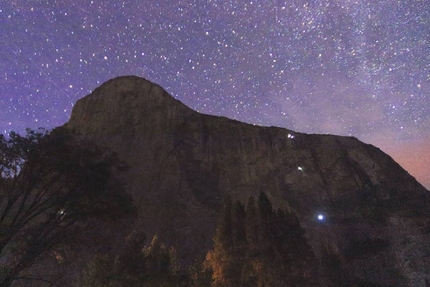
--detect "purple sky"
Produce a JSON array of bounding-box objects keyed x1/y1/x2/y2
[{"x1": 1, "y1": 1, "x2": 429, "y2": 188}]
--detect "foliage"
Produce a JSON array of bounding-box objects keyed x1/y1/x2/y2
[
  {"x1": 83, "y1": 232, "x2": 184, "y2": 287},
  {"x1": 0, "y1": 128, "x2": 135, "y2": 287},
  {"x1": 203, "y1": 192, "x2": 318, "y2": 287},
  {"x1": 189, "y1": 257, "x2": 212, "y2": 287}
]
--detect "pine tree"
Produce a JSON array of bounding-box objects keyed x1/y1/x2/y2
[
  {"x1": 231, "y1": 201, "x2": 248, "y2": 284},
  {"x1": 189, "y1": 257, "x2": 213, "y2": 287},
  {"x1": 245, "y1": 196, "x2": 259, "y2": 247},
  {"x1": 142, "y1": 235, "x2": 181, "y2": 286},
  {"x1": 256, "y1": 192, "x2": 278, "y2": 286},
  {"x1": 243, "y1": 196, "x2": 259, "y2": 286},
  {"x1": 284, "y1": 210, "x2": 318, "y2": 286},
  {"x1": 206, "y1": 193, "x2": 318, "y2": 287},
  {"x1": 83, "y1": 232, "x2": 182, "y2": 287},
  {"x1": 205, "y1": 197, "x2": 235, "y2": 287}
]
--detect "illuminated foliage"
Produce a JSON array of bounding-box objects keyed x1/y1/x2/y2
[
  {"x1": 189, "y1": 257, "x2": 212, "y2": 287},
  {"x1": 204, "y1": 192, "x2": 318, "y2": 287},
  {"x1": 204, "y1": 197, "x2": 241, "y2": 287}
]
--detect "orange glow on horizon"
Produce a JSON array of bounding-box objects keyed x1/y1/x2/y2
[{"x1": 383, "y1": 140, "x2": 430, "y2": 190}]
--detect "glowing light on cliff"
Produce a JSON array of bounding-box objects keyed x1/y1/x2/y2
[{"x1": 317, "y1": 214, "x2": 324, "y2": 221}]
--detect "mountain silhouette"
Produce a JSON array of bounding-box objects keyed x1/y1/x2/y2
[{"x1": 64, "y1": 75, "x2": 430, "y2": 286}]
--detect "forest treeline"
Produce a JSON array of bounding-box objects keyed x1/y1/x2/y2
[{"x1": 83, "y1": 193, "x2": 321, "y2": 287}]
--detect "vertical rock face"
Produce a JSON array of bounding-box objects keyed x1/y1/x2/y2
[{"x1": 64, "y1": 76, "x2": 430, "y2": 286}]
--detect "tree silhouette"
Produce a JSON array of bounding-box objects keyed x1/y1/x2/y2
[
  {"x1": 83, "y1": 232, "x2": 182, "y2": 287},
  {"x1": 205, "y1": 192, "x2": 318, "y2": 286},
  {"x1": 0, "y1": 128, "x2": 135, "y2": 287},
  {"x1": 205, "y1": 197, "x2": 236, "y2": 287}
]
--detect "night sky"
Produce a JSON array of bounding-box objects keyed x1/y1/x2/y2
[{"x1": 1, "y1": 1, "x2": 429, "y2": 188}]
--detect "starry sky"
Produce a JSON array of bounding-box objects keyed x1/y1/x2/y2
[{"x1": 1, "y1": 0, "x2": 429, "y2": 189}]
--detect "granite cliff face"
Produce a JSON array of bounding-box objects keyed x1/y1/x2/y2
[{"x1": 64, "y1": 76, "x2": 430, "y2": 286}]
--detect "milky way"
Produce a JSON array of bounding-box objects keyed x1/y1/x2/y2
[{"x1": 1, "y1": 1, "x2": 429, "y2": 188}]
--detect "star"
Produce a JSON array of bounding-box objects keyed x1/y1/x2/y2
[{"x1": 0, "y1": 0, "x2": 429, "y2": 188}]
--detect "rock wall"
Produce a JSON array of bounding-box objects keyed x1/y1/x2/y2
[{"x1": 65, "y1": 76, "x2": 430, "y2": 286}]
